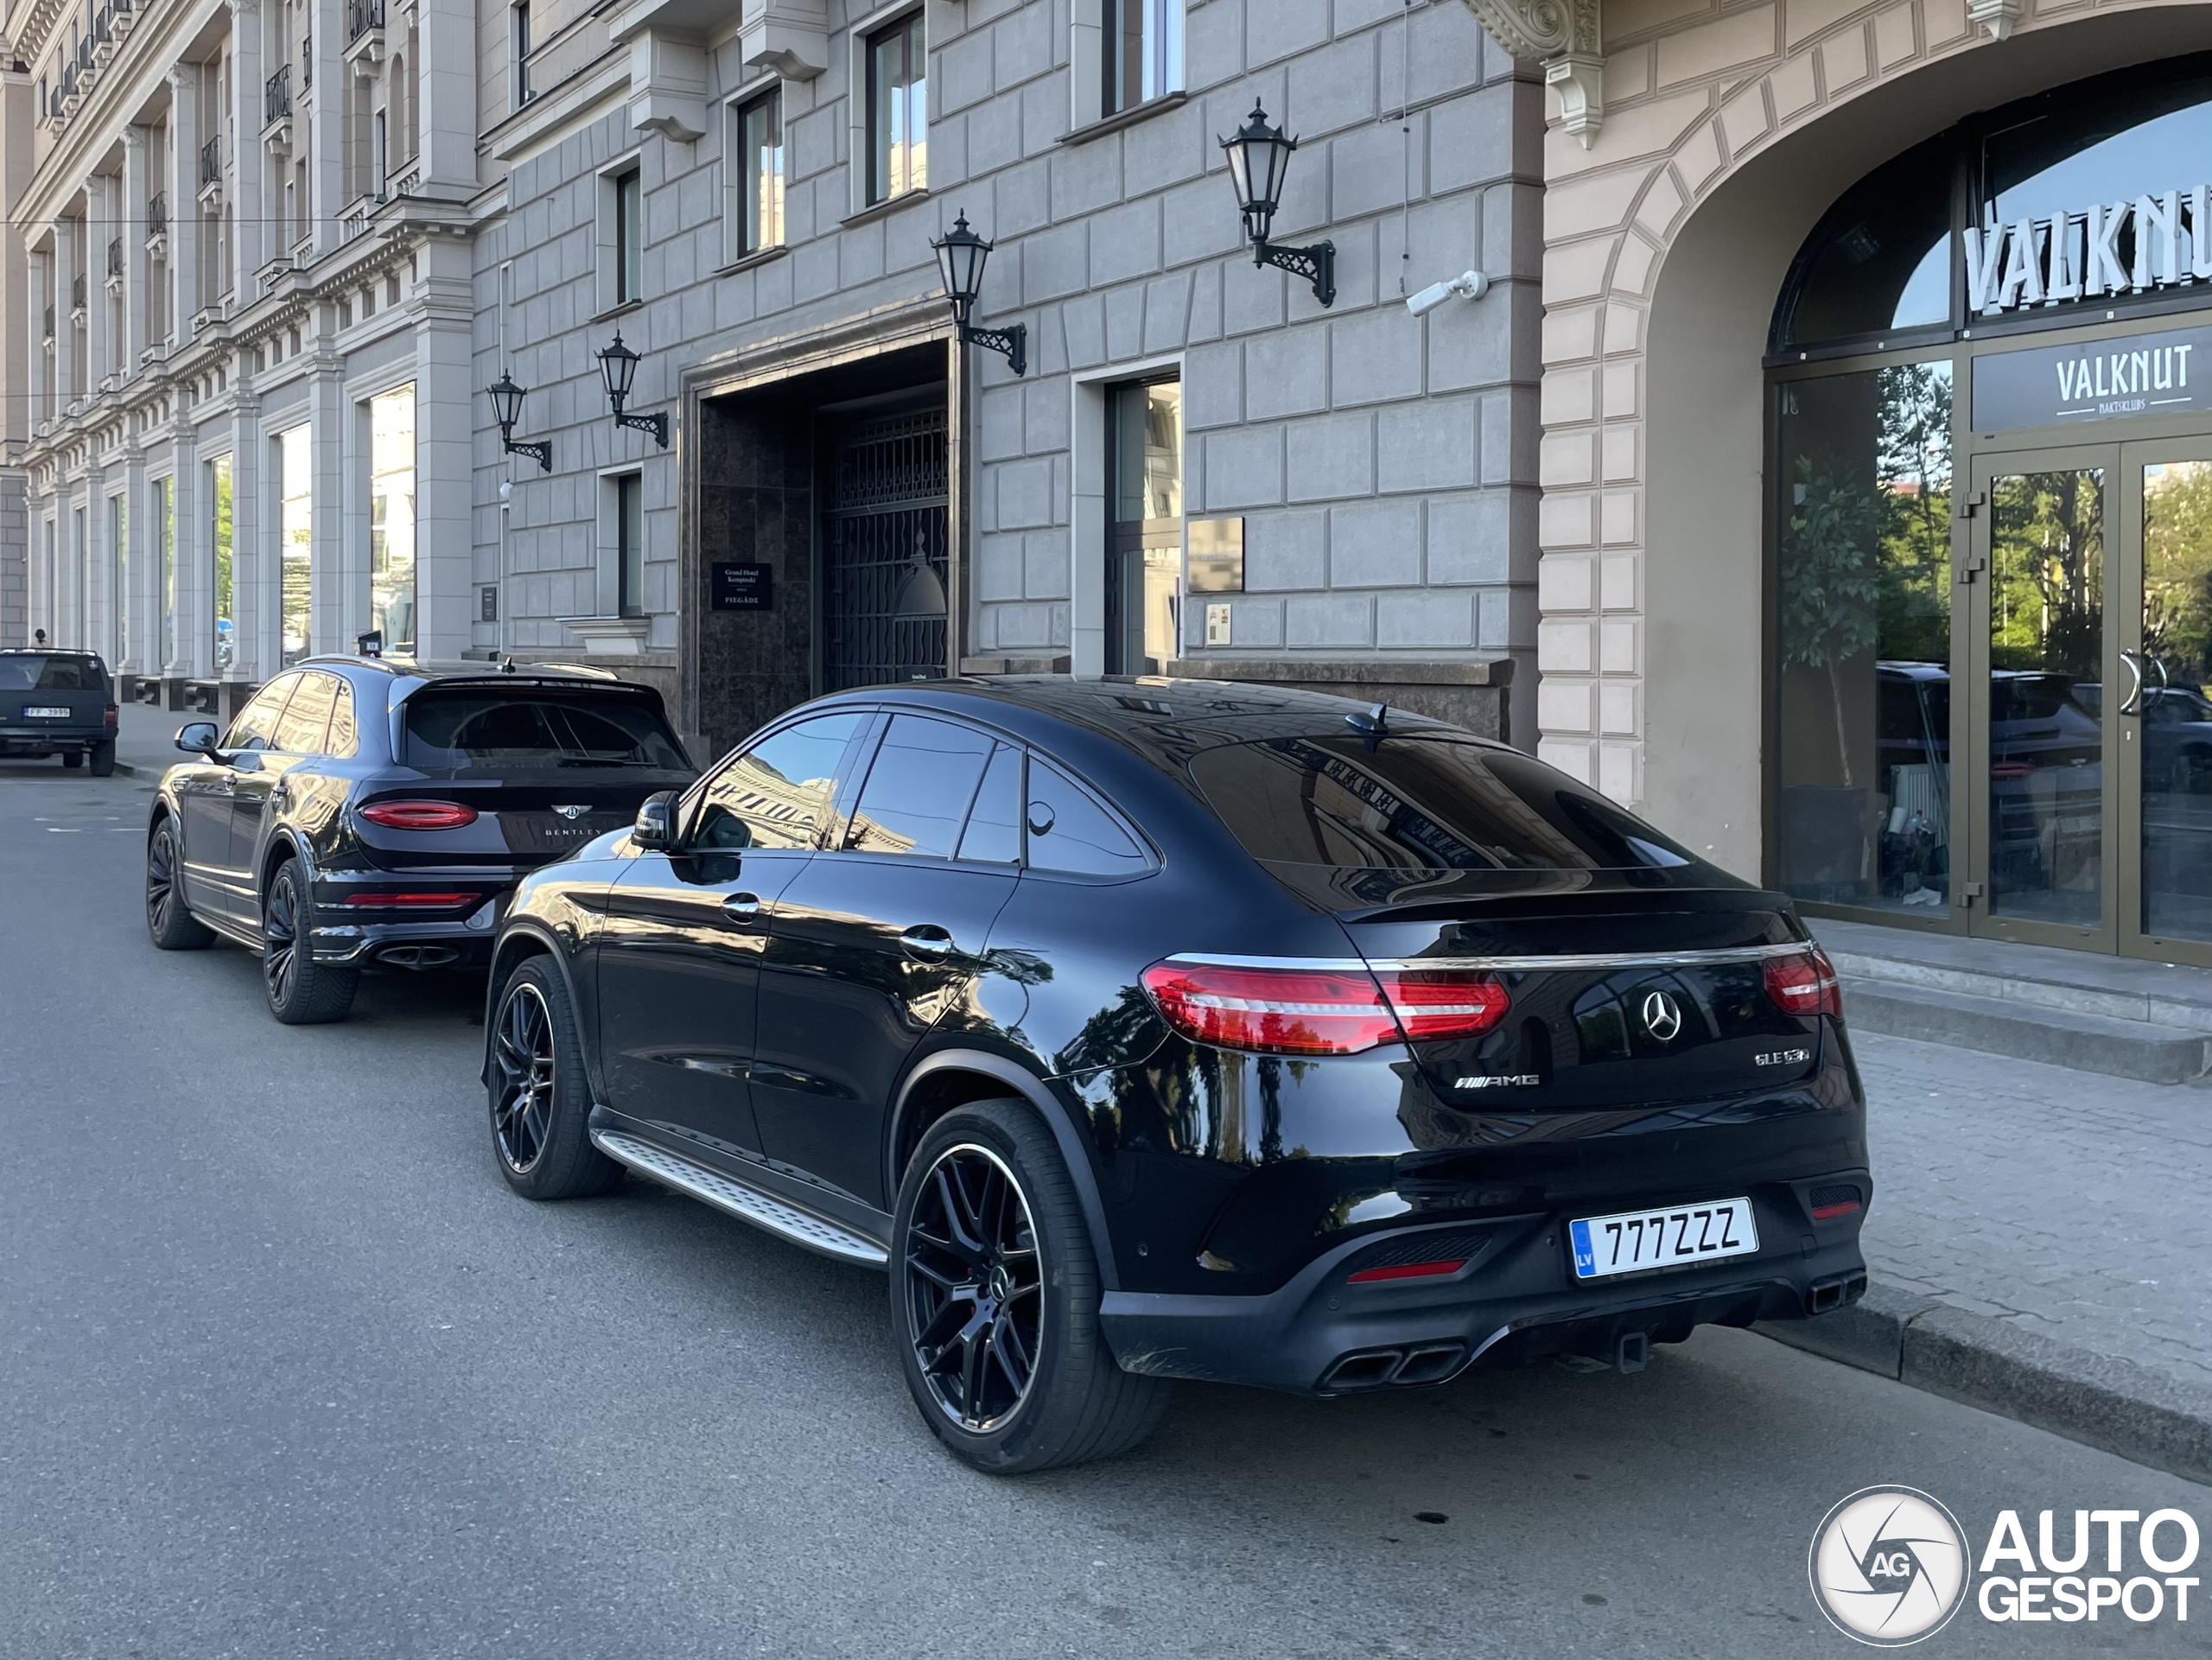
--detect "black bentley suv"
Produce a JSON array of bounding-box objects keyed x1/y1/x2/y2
[
  {"x1": 0, "y1": 649, "x2": 118, "y2": 773},
  {"x1": 145, "y1": 657, "x2": 696, "y2": 1024},
  {"x1": 483, "y1": 678, "x2": 1870, "y2": 1472}
]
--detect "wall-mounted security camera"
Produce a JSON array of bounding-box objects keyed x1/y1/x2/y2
[{"x1": 1407, "y1": 270, "x2": 1490, "y2": 318}]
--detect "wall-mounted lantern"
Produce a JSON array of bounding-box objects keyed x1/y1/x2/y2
[
  {"x1": 931, "y1": 213, "x2": 1027, "y2": 378},
  {"x1": 596, "y1": 332, "x2": 670, "y2": 448},
  {"x1": 1219, "y1": 102, "x2": 1335, "y2": 308},
  {"x1": 486, "y1": 372, "x2": 552, "y2": 471}
]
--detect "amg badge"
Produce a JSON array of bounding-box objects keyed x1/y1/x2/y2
[{"x1": 1455, "y1": 1073, "x2": 1542, "y2": 1090}]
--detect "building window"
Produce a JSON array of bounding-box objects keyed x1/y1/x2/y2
[
  {"x1": 615, "y1": 473, "x2": 644, "y2": 617},
  {"x1": 604, "y1": 165, "x2": 642, "y2": 308},
  {"x1": 1104, "y1": 377, "x2": 1182, "y2": 675},
  {"x1": 512, "y1": 3, "x2": 532, "y2": 105},
  {"x1": 278, "y1": 425, "x2": 312, "y2": 665},
  {"x1": 866, "y1": 12, "x2": 926, "y2": 206},
  {"x1": 109, "y1": 493, "x2": 127, "y2": 666},
  {"x1": 209, "y1": 455, "x2": 234, "y2": 670},
  {"x1": 153, "y1": 477, "x2": 174, "y2": 670},
  {"x1": 729, "y1": 90, "x2": 785, "y2": 260},
  {"x1": 1103, "y1": 0, "x2": 1181, "y2": 118},
  {"x1": 368, "y1": 384, "x2": 416, "y2": 656}
]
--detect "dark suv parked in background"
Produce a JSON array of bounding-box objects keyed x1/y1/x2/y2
[
  {"x1": 146, "y1": 657, "x2": 696, "y2": 1024},
  {"x1": 483, "y1": 677, "x2": 1871, "y2": 1473},
  {"x1": 0, "y1": 650, "x2": 118, "y2": 773}
]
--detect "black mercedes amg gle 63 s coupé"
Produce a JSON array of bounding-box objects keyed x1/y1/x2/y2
[{"x1": 482, "y1": 677, "x2": 1870, "y2": 1472}]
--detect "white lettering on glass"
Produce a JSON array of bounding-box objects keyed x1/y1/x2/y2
[{"x1": 1972, "y1": 186, "x2": 2212, "y2": 313}]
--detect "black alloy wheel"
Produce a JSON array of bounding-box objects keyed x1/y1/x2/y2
[
  {"x1": 486, "y1": 959, "x2": 623, "y2": 1201},
  {"x1": 492, "y1": 979, "x2": 556, "y2": 1175},
  {"x1": 905, "y1": 1143, "x2": 1046, "y2": 1433},
  {"x1": 890, "y1": 1101, "x2": 1169, "y2": 1473},
  {"x1": 261, "y1": 861, "x2": 359, "y2": 1024},
  {"x1": 144, "y1": 819, "x2": 214, "y2": 951}
]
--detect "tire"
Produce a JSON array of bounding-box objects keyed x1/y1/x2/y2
[
  {"x1": 261, "y1": 860, "x2": 359, "y2": 1025},
  {"x1": 145, "y1": 818, "x2": 216, "y2": 951},
  {"x1": 87, "y1": 740, "x2": 116, "y2": 778},
  {"x1": 891, "y1": 1100, "x2": 1170, "y2": 1474},
  {"x1": 487, "y1": 957, "x2": 624, "y2": 1200},
  {"x1": 60, "y1": 750, "x2": 82, "y2": 769}
]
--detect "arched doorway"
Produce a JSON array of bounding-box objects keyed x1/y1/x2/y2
[{"x1": 1759, "y1": 54, "x2": 2212, "y2": 965}]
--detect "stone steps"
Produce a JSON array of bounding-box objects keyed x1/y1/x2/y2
[{"x1": 1814, "y1": 918, "x2": 2212, "y2": 1086}]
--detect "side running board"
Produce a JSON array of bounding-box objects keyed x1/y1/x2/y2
[{"x1": 593, "y1": 1131, "x2": 888, "y2": 1269}]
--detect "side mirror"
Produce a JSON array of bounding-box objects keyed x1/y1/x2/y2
[
  {"x1": 633, "y1": 792, "x2": 679, "y2": 851},
  {"x1": 176, "y1": 721, "x2": 220, "y2": 756}
]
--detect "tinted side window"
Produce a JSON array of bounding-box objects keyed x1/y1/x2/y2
[
  {"x1": 224, "y1": 674, "x2": 299, "y2": 751},
  {"x1": 957, "y1": 744, "x2": 1024, "y2": 864},
  {"x1": 273, "y1": 672, "x2": 339, "y2": 754},
  {"x1": 1026, "y1": 760, "x2": 1148, "y2": 877},
  {"x1": 327, "y1": 681, "x2": 360, "y2": 759},
  {"x1": 846, "y1": 716, "x2": 997, "y2": 859},
  {"x1": 692, "y1": 713, "x2": 865, "y2": 851}
]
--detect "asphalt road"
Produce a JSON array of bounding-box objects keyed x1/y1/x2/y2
[{"x1": 3, "y1": 762, "x2": 2209, "y2": 1660}]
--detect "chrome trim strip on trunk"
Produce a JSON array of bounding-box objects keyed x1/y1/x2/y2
[
  {"x1": 592, "y1": 1129, "x2": 889, "y2": 1269},
  {"x1": 1166, "y1": 943, "x2": 1813, "y2": 975}
]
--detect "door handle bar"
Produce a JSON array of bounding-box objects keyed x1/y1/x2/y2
[
  {"x1": 721, "y1": 892, "x2": 762, "y2": 919},
  {"x1": 2120, "y1": 651, "x2": 2145, "y2": 716}
]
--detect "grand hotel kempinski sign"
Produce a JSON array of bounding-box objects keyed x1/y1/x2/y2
[{"x1": 1967, "y1": 188, "x2": 2212, "y2": 314}]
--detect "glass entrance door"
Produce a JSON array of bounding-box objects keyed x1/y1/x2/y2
[
  {"x1": 1961, "y1": 443, "x2": 2212, "y2": 967},
  {"x1": 2120, "y1": 443, "x2": 2212, "y2": 966},
  {"x1": 1966, "y1": 451, "x2": 2114, "y2": 950}
]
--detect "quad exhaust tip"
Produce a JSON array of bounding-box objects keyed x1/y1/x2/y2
[{"x1": 1319, "y1": 1342, "x2": 1469, "y2": 1392}]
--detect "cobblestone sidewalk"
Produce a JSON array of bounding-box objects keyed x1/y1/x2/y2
[{"x1": 1852, "y1": 1029, "x2": 2212, "y2": 1393}]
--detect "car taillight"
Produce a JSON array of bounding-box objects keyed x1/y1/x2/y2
[
  {"x1": 103, "y1": 703, "x2": 118, "y2": 728},
  {"x1": 341, "y1": 892, "x2": 479, "y2": 908},
  {"x1": 1764, "y1": 946, "x2": 1842, "y2": 1019},
  {"x1": 1371, "y1": 968, "x2": 1511, "y2": 1042},
  {"x1": 1141, "y1": 961, "x2": 1402, "y2": 1055},
  {"x1": 359, "y1": 800, "x2": 480, "y2": 830},
  {"x1": 1139, "y1": 960, "x2": 1511, "y2": 1056}
]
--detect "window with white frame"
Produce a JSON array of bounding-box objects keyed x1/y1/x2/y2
[
  {"x1": 726, "y1": 88, "x2": 785, "y2": 262},
  {"x1": 601, "y1": 471, "x2": 645, "y2": 619},
  {"x1": 1072, "y1": 0, "x2": 1182, "y2": 130},
  {"x1": 865, "y1": 11, "x2": 926, "y2": 207},
  {"x1": 601, "y1": 164, "x2": 643, "y2": 310}
]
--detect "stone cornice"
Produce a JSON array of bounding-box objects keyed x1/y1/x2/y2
[{"x1": 1458, "y1": 0, "x2": 1604, "y2": 146}]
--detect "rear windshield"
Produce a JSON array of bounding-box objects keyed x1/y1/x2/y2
[
  {"x1": 0, "y1": 653, "x2": 105, "y2": 692},
  {"x1": 404, "y1": 693, "x2": 689, "y2": 772},
  {"x1": 1189, "y1": 735, "x2": 1704, "y2": 873}
]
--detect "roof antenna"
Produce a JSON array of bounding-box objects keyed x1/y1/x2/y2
[
  {"x1": 501, "y1": 656, "x2": 517, "y2": 674},
  {"x1": 1345, "y1": 701, "x2": 1389, "y2": 749}
]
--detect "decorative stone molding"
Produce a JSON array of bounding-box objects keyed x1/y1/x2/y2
[
  {"x1": 1460, "y1": 0, "x2": 1603, "y2": 143},
  {"x1": 1967, "y1": 0, "x2": 2024, "y2": 38},
  {"x1": 559, "y1": 614, "x2": 653, "y2": 655}
]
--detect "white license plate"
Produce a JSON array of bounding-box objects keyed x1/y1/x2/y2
[
  {"x1": 25, "y1": 707, "x2": 70, "y2": 719},
  {"x1": 1569, "y1": 1198, "x2": 1758, "y2": 1281}
]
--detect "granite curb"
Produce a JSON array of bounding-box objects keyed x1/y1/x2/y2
[{"x1": 1758, "y1": 1282, "x2": 2212, "y2": 1487}]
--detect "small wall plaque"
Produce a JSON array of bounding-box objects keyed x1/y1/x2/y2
[
  {"x1": 1186, "y1": 517, "x2": 1245, "y2": 594},
  {"x1": 712, "y1": 562, "x2": 774, "y2": 611}
]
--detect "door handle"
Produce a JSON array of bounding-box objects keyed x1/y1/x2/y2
[
  {"x1": 2120, "y1": 651, "x2": 2145, "y2": 716},
  {"x1": 899, "y1": 925, "x2": 956, "y2": 961},
  {"x1": 721, "y1": 891, "x2": 763, "y2": 920}
]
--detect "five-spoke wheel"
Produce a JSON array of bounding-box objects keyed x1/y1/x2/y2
[
  {"x1": 904, "y1": 1143, "x2": 1045, "y2": 1433},
  {"x1": 891, "y1": 1101, "x2": 1168, "y2": 1472},
  {"x1": 492, "y1": 979, "x2": 556, "y2": 1175}
]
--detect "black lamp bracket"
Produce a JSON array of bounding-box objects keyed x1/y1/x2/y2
[
  {"x1": 960, "y1": 321, "x2": 1027, "y2": 378},
  {"x1": 616, "y1": 410, "x2": 671, "y2": 448},
  {"x1": 503, "y1": 436, "x2": 553, "y2": 473},
  {"x1": 1255, "y1": 238, "x2": 1336, "y2": 308}
]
